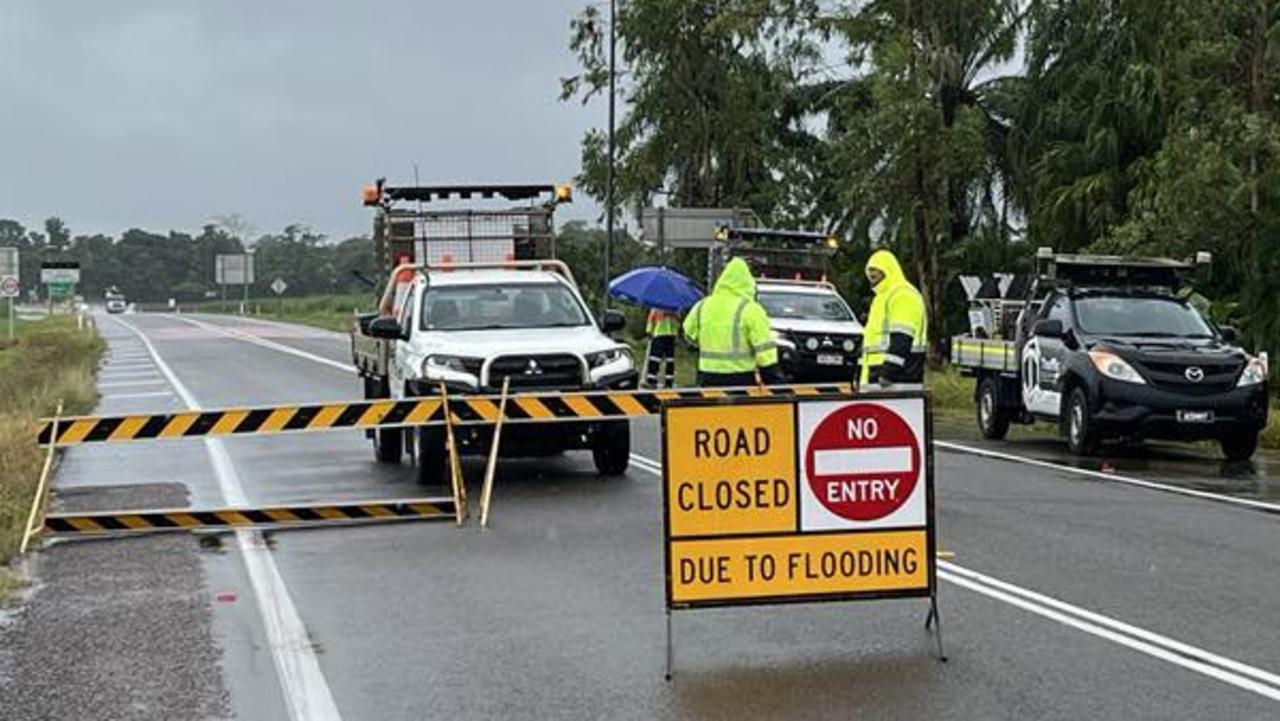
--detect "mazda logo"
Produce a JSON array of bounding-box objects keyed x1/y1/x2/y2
[
  {"x1": 1184, "y1": 366, "x2": 1204, "y2": 382},
  {"x1": 524, "y1": 359, "x2": 542, "y2": 376}
]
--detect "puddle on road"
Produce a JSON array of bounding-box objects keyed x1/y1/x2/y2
[{"x1": 934, "y1": 414, "x2": 1280, "y2": 504}]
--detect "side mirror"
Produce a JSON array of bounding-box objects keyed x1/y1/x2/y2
[
  {"x1": 368, "y1": 316, "x2": 407, "y2": 340},
  {"x1": 601, "y1": 309, "x2": 627, "y2": 334},
  {"x1": 1033, "y1": 319, "x2": 1064, "y2": 339},
  {"x1": 1219, "y1": 325, "x2": 1238, "y2": 343}
]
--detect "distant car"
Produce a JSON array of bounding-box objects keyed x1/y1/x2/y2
[
  {"x1": 105, "y1": 296, "x2": 126, "y2": 314},
  {"x1": 757, "y1": 279, "x2": 863, "y2": 383}
]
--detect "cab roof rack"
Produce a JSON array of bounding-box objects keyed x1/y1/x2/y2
[
  {"x1": 363, "y1": 180, "x2": 572, "y2": 207},
  {"x1": 715, "y1": 225, "x2": 839, "y2": 281},
  {"x1": 1035, "y1": 249, "x2": 1210, "y2": 291}
]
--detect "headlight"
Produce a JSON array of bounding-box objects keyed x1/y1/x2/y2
[
  {"x1": 842, "y1": 339, "x2": 856, "y2": 353},
  {"x1": 587, "y1": 347, "x2": 633, "y2": 369},
  {"x1": 1237, "y1": 357, "x2": 1267, "y2": 387},
  {"x1": 805, "y1": 337, "x2": 820, "y2": 351},
  {"x1": 772, "y1": 330, "x2": 795, "y2": 349},
  {"x1": 1088, "y1": 350, "x2": 1145, "y2": 384},
  {"x1": 423, "y1": 355, "x2": 481, "y2": 375}
]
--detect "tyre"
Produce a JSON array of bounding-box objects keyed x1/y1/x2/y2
[
  {"x1": 592, "y1": 421, "x2": 631, "y2": 477},
  {"x1": 1221, "y1": 432, "x2": 1258, "y2": 462},
  {"x1": 1064, "y1": 386, "x2": 1098, "y2": 456},
  {"x1": 416, "y1": 426, "x2": 447, "y2": 486},
  {"x1": 374, "y1": 428, "x2": 403, "y2": 463},
  {"x1": 976, "y1": 377, "x2": 1010, "y2": 440}
]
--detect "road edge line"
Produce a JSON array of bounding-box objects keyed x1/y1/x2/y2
[{"x1": 110, "y1": 315, "x2": 343, "y2": 721}]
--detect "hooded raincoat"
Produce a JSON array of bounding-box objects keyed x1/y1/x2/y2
[
  {"x1": 683, "y1": 258, "x2": 778, "y2": 381},
  {"x1": 860, "y1": 249, "x2": 927, "y2": 386}
]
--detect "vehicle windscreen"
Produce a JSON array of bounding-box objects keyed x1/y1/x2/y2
[
  {"x1": 1073, "y1": 295, "x2": 1214, "y2": 338},
  {"x1": 758, "y1": 291, "x2": 853, "y2": 322},
  {"x1": 421, "y1": 283, "x2": 590, "y2": 331}
]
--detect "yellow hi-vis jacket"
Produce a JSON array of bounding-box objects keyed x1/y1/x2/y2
[
  {"x1": 647, "y1": 309, "x2": 679, "y2": 337},
  {"x1": 683, "y1": 258, "x2": 778, "y2": 373},
  {"x1": 860, "y1": 249, "x2": 927, "y2": 386}
]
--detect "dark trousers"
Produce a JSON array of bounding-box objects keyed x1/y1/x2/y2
[
  {"x1": 697, "y1": 364, "x2": 782, "y2": 388},
  {"x1": 645, "y1": 335, "x2": 676, "y2": 388}
]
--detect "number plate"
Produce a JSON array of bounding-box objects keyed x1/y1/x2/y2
[
  {"x1": 1176, "y1": 410, "x2": 1214, "y2": 423},
  {"x1": 816, "y1": 354, "x2": 843, "y2": 366}
]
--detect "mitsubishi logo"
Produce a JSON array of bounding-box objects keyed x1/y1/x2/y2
[
  {"x1": 1185, "y1": 366, "x2": 1204, "y2": 382},
  {"x1": 524, "y1": 359, "x2": 543, "y2": 376}
]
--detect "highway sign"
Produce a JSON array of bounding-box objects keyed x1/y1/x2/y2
[
  {"x1": 270, "y1": 278, "x2": 288, "y2": 295},
  {"x1": 1, "y1": 276, "x2": 18, "y2": 298},
  {"x1": 40, "y1": 261, "x2": 80, "y2": 284},
  {"x1": 663, "y1": 394, "x2": 934, "y2": 608},
  {"x1": 215, "y1": 254, "x2": 255, "y2": 285},
  {"x1": 0, "y1": 247, "x2": 17, "y2": 280}
]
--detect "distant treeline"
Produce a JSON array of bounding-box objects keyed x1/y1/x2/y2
[{"x1": 0, "y1": 217, "x2": 378, "y2": 303}]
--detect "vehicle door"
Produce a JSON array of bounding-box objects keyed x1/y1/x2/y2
[
  {"x1": 389, "y1": 283, "x2": 418, "y2": 397},
  {"x1": 1021, "y1": 292, "x2": 1071, "y2": 417}
]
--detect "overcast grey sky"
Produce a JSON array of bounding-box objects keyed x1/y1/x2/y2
[{"x1": 0, "y1": 0, "x2": 605, "y2": 240}]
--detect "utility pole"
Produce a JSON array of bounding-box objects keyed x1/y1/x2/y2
[{"x1": 603, "y1": 0, "x2": 617, "y2": 313}]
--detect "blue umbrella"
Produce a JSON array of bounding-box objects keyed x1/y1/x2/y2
[{"x1": 608, "y1": 266, "x2": 704, "y2": 312}]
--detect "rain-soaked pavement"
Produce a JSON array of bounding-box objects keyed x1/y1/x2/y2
[{"x1": 933, "y1": 414, "x2": 1280, "y2": 504}]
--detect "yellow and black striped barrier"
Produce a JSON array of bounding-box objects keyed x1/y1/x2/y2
[
  {"x1": 42, "y1": 497, "x2": 457, "y2": 537},
  {"x1": 37, "y1": 383, "x2": 853, "y2": 447}
]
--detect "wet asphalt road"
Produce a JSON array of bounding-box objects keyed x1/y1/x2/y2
[{"x1": 5, "y1": 310, "x2": 1280, "y2": 720}]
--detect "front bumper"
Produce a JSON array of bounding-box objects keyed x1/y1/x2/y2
[
  {"x1": 1090, "y1": 378, "x2": 1269, "y2": 440},
  {"x1": 407, "y1": 369, "x2": 639, "y2": 398},
  {"x1": 780, "y1": 349, "x2": 859, "y2": 383}
]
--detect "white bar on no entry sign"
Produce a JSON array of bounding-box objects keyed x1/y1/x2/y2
[{"x1": 813, "y1": 447, "x2": 913, "y2": 476}]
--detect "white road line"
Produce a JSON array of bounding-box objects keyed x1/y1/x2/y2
[
  {"x1": 109, "y1": 316, "x2": 342, "y2": 721},
  {"x1": 99, "y1": 379, "x2": 168, "y2": 388},
  {"x1": 938, "y1": 572, "x2": 1280, "y2": 702},
  {"x1": 935, "y1": 440, "x2": 1280, "y2": 513},
  {"x1": 628, "y1": 453, "x2": 1280, "y2": 703},
  {"x1": 102, "y1": 391, "x2": 174, "y2": 400},
  {"x1": 172, "y1": 316, "x2": 355, "y2": 374}
]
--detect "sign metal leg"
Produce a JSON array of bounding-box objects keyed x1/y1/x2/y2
[
  {"x1": 925, "y1": 594, "x2": 947, "y2": 662},
  {"x1": 664, "y1": 609, "x2": 674, "y2": 681}
]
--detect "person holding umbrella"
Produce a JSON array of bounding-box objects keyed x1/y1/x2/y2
[
  {"x1": 608, "y1": 265, "x2": 705, "y2": 388},
  {"x1": 644, "y1": 307, "x2": 679, "y2": 388}
]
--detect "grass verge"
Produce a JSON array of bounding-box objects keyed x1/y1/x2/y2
[
  {"x1": 185, "y1": 294, "x2": 373, "y2": 332},
  {"x1": 0, "y1": 314, "x2": 104, "y2": 594}
]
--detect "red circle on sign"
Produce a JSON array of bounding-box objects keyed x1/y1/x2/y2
[
  {"x1": 805, "y1": 403, "x2": 920, "y2": 521},
  {"x1": 0, "y1": 277, "x2": 17, "y2": 296}
]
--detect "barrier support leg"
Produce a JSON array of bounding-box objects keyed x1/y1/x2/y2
[
  {"x1": 440, "y1": 383, "x2": 467, "y2": 526},
  {"x1": 21, "y1": 401, "x2": 63, "y2": 554},
  {"x1": 479, "y1": 377, "x2": 510, "y2": 529},
  {"x1": 925, "y1": 593, "x2": 947, "y2": 662}
]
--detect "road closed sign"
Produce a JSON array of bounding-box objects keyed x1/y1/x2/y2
[{"x1": 663, "y1": 393, "x2": 934, "y2": 609}]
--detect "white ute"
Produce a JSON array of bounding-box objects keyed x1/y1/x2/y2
[
  {"x1": 756, "y1": 279, "x2": 863, "y2": 383},
  {"x1": 353, "y1": 260, "x2": 638, "y2": 484}
]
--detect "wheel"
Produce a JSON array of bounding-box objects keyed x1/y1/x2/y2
[
  {"x1": 592, "y1": 421, "x2": 631, "y2": 477},
  {"x1": 363, "y1": 375, "x2": 402, "y2": 463},
  {"x1": 1221, "y1": 433, "x2": 1258, "y2": 462},
  {"x1": 976, "y1": 377, "x2": 1010, "y2": 440},
  {"x1": 374, "y1": 428, "x2": 403, "y2": 463},
  {"x1": 1064, "y1": 387, "x2": 1098, "y2": 456},
  {"x1": 416, "y1": 426, "x2": 447, "y2": 486}
]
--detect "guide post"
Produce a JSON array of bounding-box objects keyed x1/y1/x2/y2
[{"x1": 661, "y1": 391, "x2": 942, "y2": 678}]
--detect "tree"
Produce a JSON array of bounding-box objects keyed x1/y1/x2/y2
[{"x1": 562, "y1": 0, "x2": 822, "y2": 219}]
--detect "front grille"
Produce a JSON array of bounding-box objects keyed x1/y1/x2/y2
[
  {"x1": 1135, "y1": 359, "x2": 1241, "y2": 395},
  {"x1": 792, "y1": 333, "x2": 860, "y2": 355},
  {"x1": 488, "y1": 354, "x2": 584, "y2": 389}
]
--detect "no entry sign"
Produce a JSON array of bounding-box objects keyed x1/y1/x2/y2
[{"x1": 800, "y1": 398, "x2": 926, "y2": 530}]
